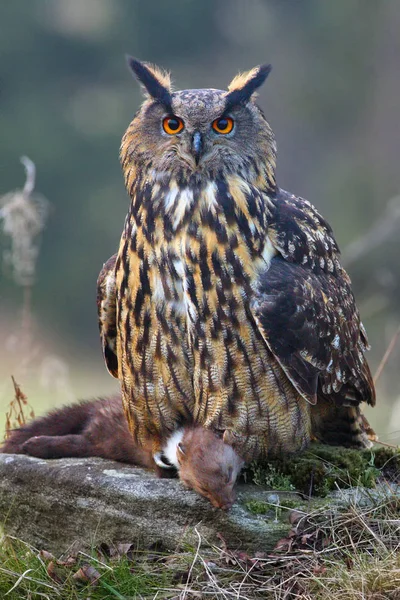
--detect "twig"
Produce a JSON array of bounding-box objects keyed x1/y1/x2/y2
[
  {"x1": 0, "y1": 567, "x2": 60, "y2": 595},
  {"x1": 373, "y1": 439, "x2": 399, "y2": 449},
  {"x1": 353, "y1": 510, "x2": 388, "y2": 551},
  {"x1": 342, "y1": 195, "x2": 400, "y2": 267},
  {"x1": 181, "y1": 526, "x2": 202, "y2": 600},
  {"x1": 373, "y1": 324, "x2": 400, "y2": 385},
  {"x1": 5, "y1": 568, "x2": 34, "y2": 596}
]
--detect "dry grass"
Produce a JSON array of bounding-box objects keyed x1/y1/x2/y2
[
  {"x1": 2, "y1": 487, "x2": 400, "y2": 599},
  {"x1": 191, "y1": 490, "x2": 400, "y2": 599},
  {"x1": 4, "y1": 377, "x2": 35, "y2": 441}
]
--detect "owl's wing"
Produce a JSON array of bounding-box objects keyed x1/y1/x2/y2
[
  {"x1": 251, "y1": 189, "x2": 375, "y2": 407},
  {"x1": 97, "y1": 253, "x2": 119, "y2": 378}
]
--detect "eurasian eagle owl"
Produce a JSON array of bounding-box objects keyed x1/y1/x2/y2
[{"x1": 97, "y1": 58, "x2": 376, "y2": 462}]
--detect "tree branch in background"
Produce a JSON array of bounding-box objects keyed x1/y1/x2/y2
[
  {"x1": 342, "y1": 195, "x2": 400, "y2": 268},
  {"x1": 373, "y1": 325, "x2": 400, "y2": 386}
]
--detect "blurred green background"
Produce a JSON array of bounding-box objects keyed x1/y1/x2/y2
[{"x1": 0, "y1": 1, "x2": 399, "y2": 442}]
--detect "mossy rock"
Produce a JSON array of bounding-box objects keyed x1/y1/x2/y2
[
  {"x1": 372, "y1": 446, "x2": 400, "y2": 472},
  {"x1": 247, "y1": 444, "x2": 400, "y2": 497}
]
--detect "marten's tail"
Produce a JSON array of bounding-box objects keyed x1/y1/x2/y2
[
  {"x1": 1, "y1": 400, "x2": 95, "y2": 454},
  {"x1": 311, "y1": 401, "x2": 377, "y2": 449}
]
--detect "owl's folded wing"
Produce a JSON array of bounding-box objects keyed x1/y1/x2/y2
[
  {"x1": 251, "y1": 255, "x2": 375, "y2": 408},
  {"x1": 250, "y1": 186, "x2": 376, "y2": 410},
  {"x1": 97, "y1": 253, "x2": 119, "y2": 378}
]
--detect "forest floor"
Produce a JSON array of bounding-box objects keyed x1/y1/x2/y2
[
  {"x1": 1, "y1": 482, "x2": 400, "y2": 600},
  {"x1": 2, "y1": 384, "x2": 400, "y2": 599}
]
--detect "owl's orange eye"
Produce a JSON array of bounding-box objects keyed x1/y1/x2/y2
[
  {"x1": 212, "y1": 117, "x2": 234, "y2": 134},
  {"x1": 162, "y1": 116, "x2": 184, "y2": 135}
]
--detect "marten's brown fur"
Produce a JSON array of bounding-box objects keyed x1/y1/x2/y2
[
  {"x1": 177, "y1": 427, "x2": 244, "y2": 509},
  {"x1": 1, "y1": 396, "x2": 173, "y2": 477},
  {"x1": 1, "y1": 395, "x2": 244, "y2": 506}
]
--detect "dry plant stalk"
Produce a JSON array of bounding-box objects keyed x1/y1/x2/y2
[
  {"x1": 0, "y1": 156, "x2": 49, "y2": 288},
  {"x1": 1, "y1": 158, "x2": 74, "y2": 424},
  {"x1": 0, "y1": 156, "x2": 49, "y2": 356},
  {"x1": 4, "y1": 376, "x2": 35, "y2": 440}
]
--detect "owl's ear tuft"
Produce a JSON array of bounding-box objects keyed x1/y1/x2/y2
[
  {"x1": 126, "y1": 56, "x2": 172, "y2": 108},
  {"x1": 225, "y1": 64, "x2": 271, "y2": 111}
]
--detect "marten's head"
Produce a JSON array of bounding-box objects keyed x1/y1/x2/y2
[{"x1": 177, "y1": 427, "x2": 244, "y2": 510}]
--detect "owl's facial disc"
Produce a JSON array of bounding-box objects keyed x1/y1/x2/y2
[
  {"x1": 162, "y1": 89, "x2": 241, "y2": 172},
  {"x1": 189, "y1": 119, "x2": 235, "y2": 165},
  {"x1": 122, "y1": 59, "x2": 276, "y2": 183}
]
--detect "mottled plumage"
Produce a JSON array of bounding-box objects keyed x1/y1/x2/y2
[{"x1": 98, "y1": 58, "x2": 375, "y2": 459}]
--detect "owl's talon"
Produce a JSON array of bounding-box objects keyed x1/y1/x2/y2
[{"x1": 153, "y1": 452, "x2": 175, "y2": 470}]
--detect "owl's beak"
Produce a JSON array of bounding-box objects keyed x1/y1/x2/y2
[{"x1": 191, "y1": 131, "x2": 203, "y2": 165}]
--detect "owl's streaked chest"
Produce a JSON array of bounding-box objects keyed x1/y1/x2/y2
[
  {"x1": 115, "y1": 176, "x2": 311, "y2": 448},
  {"x1": 120, "y1": 182, "x2": 270, "y2": 399},
  {"x1": 117, "y1": 176, "x2": 274, "y2": 374}
]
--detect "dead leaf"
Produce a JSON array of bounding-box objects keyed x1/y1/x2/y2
[
  {"x1": 312, "y1": 564, "x2": 327, "y2": 575},
  {"x1": 57, "y1": 556, "x2": 77, "y2": 567},
  {"x1": 39, "y1": 550, "x2": 55, "y2": 561},
  {"x1": 289, "y1": 510, "x2": 305, "y2": 526},
  {"x1": 301, "y1": 532, "x2": 316, "y2": 545},
  {"x1": 73, "y1": 564, "x2": 101, "y2": 586},
  {"x1": 46, "y1": 561, "x2": 65, "y2": 584},
  {"x1": 117, "y1": 543, "x2": 136, "y2": 559},
  {"x1": 274, "y1": 536, "x2": 293, "y2": 553}
]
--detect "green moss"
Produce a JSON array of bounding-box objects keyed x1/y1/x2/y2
[
  {"x1": 247, "y1": 444, "x2": 400, "y2": 497},
  {"x1": 368, "y1": 446, "x2": 400, "y2": 472},
  {"x1": 278, "y1": 498, "x2": 304, "y2": 510},
  {"x1": 244, "y1": 500, "x2": 271, "y2": 515},
  {"x1": 249, "y1": 462, "x2": 295, "y2": 491},
  {"x1": 244, "y1": 497, "x2": 309, "y2": 522}
]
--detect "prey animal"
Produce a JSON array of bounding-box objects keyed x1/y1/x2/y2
[
  {"x1": 2, "y1": 395, "x2": 243, "y2": 509},
  {"x1": 97, "y1": 58, "x2": 376, "y2": 484}
]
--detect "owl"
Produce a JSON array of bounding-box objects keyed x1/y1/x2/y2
[{"x1": 97, "y1": 58, "x2": 376, "y2": 462}]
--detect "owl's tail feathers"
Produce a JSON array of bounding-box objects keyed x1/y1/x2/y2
[
  {"x1": 360, "y1": 413, "x2": 379, "y2": 443},
  {"x1": 311, "y1": 403, "x2": 378, "y2": 449}
]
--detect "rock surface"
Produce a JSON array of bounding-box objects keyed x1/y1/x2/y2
[{"x1": 0, "y1": 453, "x2": 293, "y2": 555}]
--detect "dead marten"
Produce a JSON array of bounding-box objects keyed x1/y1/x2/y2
[
  {"x1": 169, "y1": 427, "x2": 244, "y2": 509},
  {"x1": 1, "y1": 395, "x2": 244, "y2": 509}
]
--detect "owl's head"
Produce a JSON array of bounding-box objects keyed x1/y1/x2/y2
[{"x1": 121, "y1": 58, "x2": 276, "y2": 188}]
